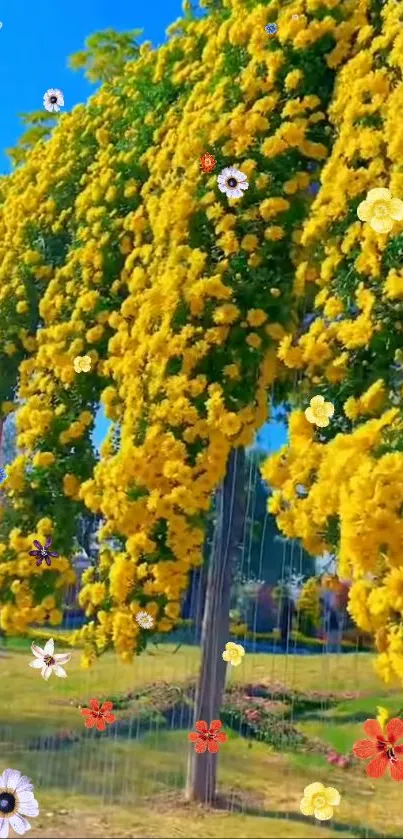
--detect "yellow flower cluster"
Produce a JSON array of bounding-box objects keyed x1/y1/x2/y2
[
  {"x1": 298, "y1": 577, "x2": 321, "y2": 630},
  {"x1": 265, "y1": 406, "x2": 403, "y2": 682},
  {"x1": 0, "y1": 521, "x2": 75, "y2": 635},
  {"x1": 263, "y1": 0, "x2": 403, "y2": 685},
  {"x1": 0, "y1": 0, "x2": 391, "y2": 663}
]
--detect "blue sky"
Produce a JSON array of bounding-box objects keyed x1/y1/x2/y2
[
  {"x1": 92, "y1": 405, "x2": 288, "y2": 451},
  {"x1": 0, "y1": 0, "x2": 183, "y2": 174},
  {"x1": 255, "y1": 418, "x2": 287, "y2": 453},
  {"x1": 0, "y1": 0, "x2": 286, "y2": 454}
]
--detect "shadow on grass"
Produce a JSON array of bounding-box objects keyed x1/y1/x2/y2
[
  {"x1": 214, "y1": 795, "x2": 393, "y2": 839},
  {"x1": 299, "y1": 711, "x2": 370, "y2": 724}
]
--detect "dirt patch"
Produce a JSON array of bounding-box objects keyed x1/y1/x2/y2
[{"x1": 32, "y1": 815, "x2": 134, "y2": 838}]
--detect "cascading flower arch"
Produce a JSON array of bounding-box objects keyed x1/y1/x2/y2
[
  {"x1": 262, "y1": 0, "x2": 403, "y2": 685},
  {"x1": 0, "y1": 0, "x2": 400, "y2": 686}
]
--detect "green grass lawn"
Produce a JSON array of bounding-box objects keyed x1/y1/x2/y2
[{"x1": 1, "y1": 641, "x2": 402, "y2": 838}]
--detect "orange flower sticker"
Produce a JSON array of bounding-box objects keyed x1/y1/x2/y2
[
  {"x1": 80, "y1": 699, "x2": 116, "y2": 732},
  {"x1": 188, "y1": 719, "x2": 227, "y2": 753},
  {"x1": 200, "y1": 153, "x2": 216, "y2": 174},
  {"x1": 353, "y1": 717, "x2": 403, "y2": 780}
]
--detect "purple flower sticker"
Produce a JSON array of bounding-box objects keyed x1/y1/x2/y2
[
  {"x1": 308, "y1": 182, "x2": 320, "y2": 196},
  {"x1": 29, "y1": 537, "x2": 59, "y2": 567}
]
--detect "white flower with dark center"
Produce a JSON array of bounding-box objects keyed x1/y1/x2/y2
[
  {"x1": 217, "y1": 166, "x2": 249, "y2": 200},
  {"x1": 29, "y1": 638, "x2": 71, "y2": 680},
  {"x1": 136, "y1": 611, "x2": 154, "y2": 630},
  {"x1": 0, "y1": 768, "x2": 39, "y2": 837},
  {"x1": 43, "y1": 88, "x2": 64, "y2": 113}
]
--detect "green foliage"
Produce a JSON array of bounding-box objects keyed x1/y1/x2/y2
[
  {"x1": 297, "y1": 577, "x2": 321, "y2": 635},
  {"x1": 68, "y1": 28, "x2": 143, "y2": 83},
  {"x1": 7, "y1": 111, "x2": 58, "y2": 168}
]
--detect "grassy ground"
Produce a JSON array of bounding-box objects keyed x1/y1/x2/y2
[{"x1": 1, "y1": 640, "x2": 402, "y2": 838}]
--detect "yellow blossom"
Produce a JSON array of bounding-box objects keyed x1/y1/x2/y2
[
  {"x1": 33, "y1": 452, "x2": 56, "y2": 468},
  {"x1": 305, "y1": 395, "x2": 334, "y2": 428},
  {"x1": 376, "y1": 706, "x2": 390, "y2": 730},
  {"x1": 357, "y1": 188, "x2": 403, "y2": 234},
  {"x1": 222, "y1": 641, "x2": 245, "y2": 667},
  {"x1": 73, "y1": 355, "x2": 92, "y2": 373},
  {"x1": 300, "y1": 783, "x2": 341, "y2": 821}
]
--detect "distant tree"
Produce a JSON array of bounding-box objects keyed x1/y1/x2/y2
[
  {"x1": 1, "y1": 416, "x2": 16, "y2": 466},
  {"x1": 69, "y1": 29, "x2": 142, "y2": 83},
  {"x1": 75, "y1": 513, "x2": 101, "y2": 562},
  {"x1": 7, "y1": 112, "x2": 58, "y2": 168},
  {"x1": 298, "y1": 577, "x2": 321, "y2": 636},
  {"x1": 243, "y1": 449, "x2": 315, "y2": 584}
]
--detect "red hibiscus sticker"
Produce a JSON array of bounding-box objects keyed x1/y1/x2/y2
[{"x1": 188, "y1": 719, "x2": 227, "y2": 753}]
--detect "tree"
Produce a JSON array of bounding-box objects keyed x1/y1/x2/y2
[
  {"x1": 186, "y1": 448, "x2": 245, "y2": 803},
  {"x1": 298, "y1": 577, "x2": 321, "y2": 637},
  {"x1": 0, "y1": 0, "x2": 400, "y2": 809},
  {"x1": 7, "y1": 112, "x2": 58, "y2": 168},
  {"x1": 1, "y1": 416, "x2": 16, "y2": 466},
  {"x1": 68, "y1": 28, "x2": 142, "y2": 83},
  {"x1": 0, "y1": 0, "x2": 398, "y2": 702}
]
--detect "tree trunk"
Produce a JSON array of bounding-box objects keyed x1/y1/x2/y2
[{"x1": 186, "y1": 447, "x2": 246, "y2": 804}]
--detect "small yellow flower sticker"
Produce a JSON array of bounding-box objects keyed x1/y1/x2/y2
[
  {"x1": 73, "y1": 355, "x2": 92, "y2": 373},
  {"x1": 300, "y1": 782, "x2": 340, "y2": 821},
  {"x1": 305, "y1": 395, "x2": 334, "y2": 428},
  {"x1": 222, "y1": 641, "x2": 245, "y2": 667},
  {"x1": 357, "y1": 188, "x2": 403, "y2": 234}
]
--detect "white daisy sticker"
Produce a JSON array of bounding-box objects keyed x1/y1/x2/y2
[
  {"x1": 43, "y1": 88, "x2": 64, "y2": 113},
  {"x1": 0, "y1": 768, "x2": 39, "y2": 837},
  {"x1": 136, "y1": 610, "x2": 154, "y2": 630},
  {"x1": 29, "y1": 638, "x2": 71, "y2": 680},
  {"x1": 217, "y1": 166, "x2": 249, "y2": 200}
]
